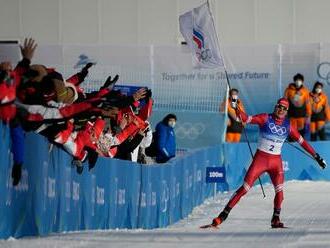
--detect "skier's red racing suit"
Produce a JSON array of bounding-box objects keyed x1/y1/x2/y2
[{"x1": 228, "y1": 109, "x2": 316, "y2": 210}]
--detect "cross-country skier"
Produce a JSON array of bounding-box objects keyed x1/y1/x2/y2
[{"x1": 205, "y1": 98, "x2": 327, "y2": 229}]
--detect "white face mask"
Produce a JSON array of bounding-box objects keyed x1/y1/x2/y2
[
  {"x1": 315, "y1": 88, "x2": 322, "y2": 94},
  {"x1": 168, "y1": 121, "x2": 176, "y2": 128},
  {"x1": 295, "y1": 80, "x2": 303, "y2": 88}
]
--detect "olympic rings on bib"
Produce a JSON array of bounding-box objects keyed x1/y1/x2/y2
[{"x1": 268, "y1": 123, "x2": 287, "y2": 136}]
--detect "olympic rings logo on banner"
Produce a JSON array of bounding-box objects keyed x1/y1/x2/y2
[
  {"x1": 175, "y1": 122, "x2": 206, "y2": 140},
  {"x1": 317, "y1": 62, "x2": 330, "y2": 85},
  {"x1": 200, "y1": 48, "x2": 212, "y2": 62},
  {"x1": 269, "y1": 123, "x2": 286, "y2": 135}
]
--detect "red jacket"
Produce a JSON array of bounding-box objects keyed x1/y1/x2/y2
[{"x1": 0, "y1": 59, "x2": 30, "y2": 122}]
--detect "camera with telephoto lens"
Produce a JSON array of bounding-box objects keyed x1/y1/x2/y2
[
  {"x1": 231, "y1": 95, "x2": 238, "y2": 109},
  {"x1": 231, "y1": 94, "x2": 238, "y2": 102}
]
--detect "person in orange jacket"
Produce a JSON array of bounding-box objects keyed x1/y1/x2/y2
[
  {"x1": 220, "y1": 88, "x2": 245, "y2": 143},
  {"x1": 309, "y1": 81, "x2": 330, "y2": 141},
  {"x1": 284, "y1": 73, "x2": 311, "y2": 138}
]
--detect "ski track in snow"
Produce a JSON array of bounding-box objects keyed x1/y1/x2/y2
[{"x1": 1, "y1": 181, "x2": 330, "y2": 248}]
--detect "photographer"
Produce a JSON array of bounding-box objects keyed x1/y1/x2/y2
[{"x1": 220, "y1": 88, "x2": 245, "y2": 143}]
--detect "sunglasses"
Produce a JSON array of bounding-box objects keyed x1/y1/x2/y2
[{"x1": 276, "y1": 104, "x2": 288, "y2": 111}]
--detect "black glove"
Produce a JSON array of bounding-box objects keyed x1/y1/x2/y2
[
  {"x1": 12, "y1": 163, "x2": 22, "y2": 186},
  {"x1": 144, "y1": 127, "x2": 150, "y2": 134},
  {"x1": 72, "y1": 159, "x2": 84, "y2": 175},
  {"x1": 146, "y1": 88, "x2": 152, "y2": 98},
  {"x1": 0, "y1": 70, "x2": 7, "y2": 81},
  {"x1": 101, "y1": 75, "x2": 119, "y2": 90},
  {"x1": 314, "y1": 153, "x2": 327, "y2": 169},
  {"x1": 80, "y1": 62, "x2": 94, "y2": 78},
  {"x1": 86, "y1": 147, "x2": 98, "y2": 171}
]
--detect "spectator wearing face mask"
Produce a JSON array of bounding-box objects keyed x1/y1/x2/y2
[
  {"x1": 309, "y1": 82, "x2": 330, "y2": 141},
  {"x1": 220, "y1": 88, "x2": 245, "y2": 143},
  {"x1": 155, "y1": 114, "x2": 177, "y2": 163},
  {"x1": 284, "y1": 73, "x2": 311, "y2": 138}
]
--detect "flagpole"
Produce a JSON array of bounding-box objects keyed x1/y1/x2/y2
[{"x1": 206, "y1": 1, "x2": 266, "y2": 198}]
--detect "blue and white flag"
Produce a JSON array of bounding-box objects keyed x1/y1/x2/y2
[{"x1": 179, "y1": 3, "x2": 224, "y2": 69}]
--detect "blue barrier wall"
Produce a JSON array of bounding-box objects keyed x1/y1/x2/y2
[
  {"x1": 224, "y1": 142, "x2": 330, "y2": 190},
  {"x1": 0, "y1": 123, "x2": 219, "y2": 239}
]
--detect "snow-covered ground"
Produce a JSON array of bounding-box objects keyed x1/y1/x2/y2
[{"x1": 1, "y1": 181, "x2": 330, "y2": 248}]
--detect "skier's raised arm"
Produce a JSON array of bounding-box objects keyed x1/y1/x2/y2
[{"x1": 232, "y1": 99, "x2": 268, "y2": 126}]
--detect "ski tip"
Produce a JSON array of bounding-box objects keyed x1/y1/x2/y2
[
  {"x1": 199, "y1": 224, "x2": 211, "y2": 229},
  {"x1": 199, "y1": 224, "x2": 219, "y2": 229}
]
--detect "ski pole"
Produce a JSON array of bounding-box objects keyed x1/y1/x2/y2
[
  {"x1": 241, "y1": 124, "x2": 266, "y2": 198},
  {"x1": 224, "y1": 70, "x2": 266, "y2": 198},
  {"x1": 285, "y1": 141, "x2": 315, "y2": 160},
  {"x1": 206, "y1": 0, "x2": 266, "y2": 199}
]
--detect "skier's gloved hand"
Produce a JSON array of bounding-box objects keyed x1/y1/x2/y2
[
  {"x1": 101, "y1": 75, "x2": 119, "y2": 90},
  {"x1": 314, "y1": 153, "x2": 327, "y2": 169}
]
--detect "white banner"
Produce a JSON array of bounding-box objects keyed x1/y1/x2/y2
[{"x1": 179, "y1": 3, "x2": 223, "y2": 69}]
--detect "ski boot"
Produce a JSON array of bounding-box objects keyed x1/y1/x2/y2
[
  {"x1": 211, "y1": 216, "x2": 222, "y2": 227},
  {"x1": 271, "y1": 215, "x2": 284, "y2": 228},
  {"x1": 200, "y1": 207, "x2": 231, "y2": 229}
]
